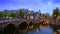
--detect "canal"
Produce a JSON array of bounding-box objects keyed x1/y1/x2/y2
[
  {"x1": 27, "y1": 25, "x2": 54, "y2": 34},
  {"x1": 27, "y1": 23, "x2": 60, "y2": 34}
]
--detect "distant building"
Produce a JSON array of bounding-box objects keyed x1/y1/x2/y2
[
  {"x1": 33, "y1": 11, "x2": 40, "y2": 20},
  {"x1": 45, "y1": 13, "x2": 50, "y2": 19}
]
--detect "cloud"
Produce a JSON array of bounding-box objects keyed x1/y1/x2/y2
[{"x1": 48, "y1": 1, "x2": 52, "y2": 6}]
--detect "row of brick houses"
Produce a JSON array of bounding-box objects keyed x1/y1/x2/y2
[{"x1": 0, "y1": 9, "x2": 51, "y2": 21}]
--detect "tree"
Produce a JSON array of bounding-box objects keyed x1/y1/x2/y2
[
  {"x1": 45, "y1": 13, "x2": 50, "y2": 19},
  {"x1": 3, "y1": 10, "x2": 8, "y2": 19},
  {"x1": 59, "y1": 10, "x2": 60, "y2": 15},
  {"x1": 58, "y1": 12, "x2": 60, "y2": 21},
  {"x1": 0, "y1": 12, "x2": 3, "y2": 20},
  {"x1": 9, "y1": 12, "x2": 15, "y2": 19},
  {"x1": 52, "y1": 7, "x2": 60, "y2": 20},
  {"x1": 18, "y1": 10, "x2": 24, "y2": 18}
]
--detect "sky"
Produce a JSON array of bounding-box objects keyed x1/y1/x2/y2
[{"x1": 0, "y1": 0, "x2": 60, "y2": 15}]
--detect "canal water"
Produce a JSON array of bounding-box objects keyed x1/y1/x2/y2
[{"x1": 27, "y1": 27, "x2": 54, "y2": 34}]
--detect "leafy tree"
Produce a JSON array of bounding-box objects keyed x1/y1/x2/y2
[
  {"x1": 58, "y1": 10, "x2": 60, "y2": 21},
  {"x1": 0, "y1": 12, "x2": 3, "y2": 20},
  {"x1": 3, "y1": 10, "x2": 8, "y2": 19},
  {"x1": 0, "y1": 12, "x2": 2, "y2": 17},
  {"x1": 52, "y1": 7, "x2": 60, "y2": 20},
  {"x1": 9, "y1": 12, "x2": 15, "y2": 19},
  {"x1": 59, "y1": 12, "x2": 60, "y2": 16},
  {"x1": 39, "y1": 14, "x2": 44, "y2": 20},
  {"x1": 45, "y1": 13, "x2": 50, "y2": 19},
  {"x1": 39, "y1": 10, "x2": 41, "y2": 17},
  {"x1": 18, "y1": 10, "x2": 24, "y2": 18}
]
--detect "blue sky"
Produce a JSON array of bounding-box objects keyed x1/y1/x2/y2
[{"x1": 0, "y1": 0, "x2": 60, "y2": 15}]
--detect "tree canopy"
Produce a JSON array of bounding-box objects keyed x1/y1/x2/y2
[
  {"x1": 9, "y1": 12, "x2": 15, "y2": 17},
  {"x1": 18, "y1": 10, "x2": 24, "y2": 18},
  {"x1": 52, "y1": 7, "x2": 60, "y2": 20},
  {"x1": 3, "y1": 10, "x2": 8, "y2": 17}
]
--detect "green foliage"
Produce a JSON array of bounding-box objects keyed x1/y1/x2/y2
[
  {"x1": 59, "y1": 12, "x2": 60, "y2": 15},
  {"x1": 0, "y1": 12, "x2": 3, "y2": 17},
  {"x1": 18, "y1": 10, "x2": 24, "y2": 17},
  {"x1": 3, "y1": 10, "x2": 8, "y2": 16},
  {"x1": 52, "y1": 7, "x2": 60, "y2": 20},
  {"x1": 0, "y1": 12, "x2": 3, "y2": 20},
  {"x1": 9, "y1": 12, "x2": 15, "y2": 17}
]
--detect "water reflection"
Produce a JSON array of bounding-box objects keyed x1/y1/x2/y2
[
  {"x1": 40, "y1": 27, "x2": 53, "y2": 34},
  {"x1": 27, "y1": 21, "x2": 54, "y2": 34},
  {"x1": 28, "y1": 26, "x2": 53, "y2": 34}
]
